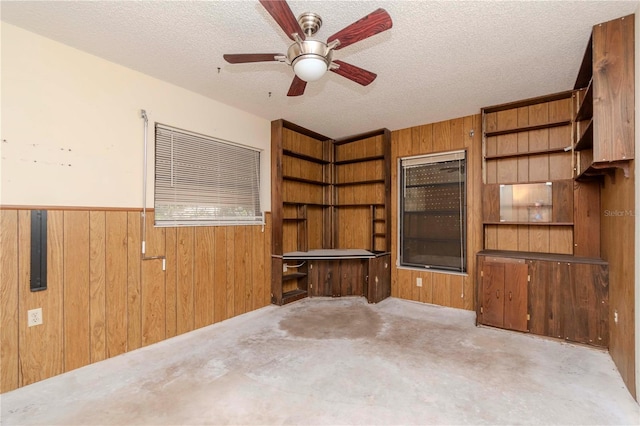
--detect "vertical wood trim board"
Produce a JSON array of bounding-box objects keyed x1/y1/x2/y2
[
  {"x1": 0, "y1": 208, "x2": 272, "y2": 393},
  {"x1": 601, "y1": 164, "x2": 636, "y2": 398}
]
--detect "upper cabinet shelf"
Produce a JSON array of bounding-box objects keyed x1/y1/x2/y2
[
  {"x1": 334, "y1": 155, "x2": 385, "y2": 165},
  {"x1": 484, "y1": 120, "x2": 571, "y2": 138},
  {"x1": 283, "y1": 149, "x2": 330, "y2": 165},
  {"x1": 574, "y1": 81, "x2": 593, "y2": 122}
]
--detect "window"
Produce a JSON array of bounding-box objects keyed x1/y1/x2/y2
[
  {"x1": 399, "y1": 150, "x2": 466, "y2": 272},
  {"x1": 154, "y1": 124, "x2": 262, "y2": 227}
]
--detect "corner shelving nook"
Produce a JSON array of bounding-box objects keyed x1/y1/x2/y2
[{"x1": 271, "y1": 120, "x2": 391, "y2": 305}]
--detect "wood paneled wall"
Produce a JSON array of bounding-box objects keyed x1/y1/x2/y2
[
  {"x1": 390, "y1": 115, "x2": 483, "y2": 310},
  {"x1": 0, "y1": 208, "x2": 271, "y2": 393},
  {"x1": 601, "y1": 164, "x2": 636, "y2": 397}
]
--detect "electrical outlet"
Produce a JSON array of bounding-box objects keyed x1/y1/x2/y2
[
  {"x1": 416, "y1": 277, "x2": 422, "y2": 287},
  {"x1": 614, "y1": 310, "x2": 619, "y2": 324},
  {"x1": 283, "y1": 264, "x2": 288, "y2": 273},
  {"x1": 28, "y1": 308, "x2": 43, "y2": 327}
]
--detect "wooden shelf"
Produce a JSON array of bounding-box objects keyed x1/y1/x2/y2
[
  {"x1": 483, "y1": 221, "x2": 574, "y2": 226},
  {"x1": 283, "y1": 175, "x2": 331, "y2": 186},
  {"x1": 574, "y1": 119, "x2": 593, "y2": 151},
  {"x1": 282, "y1": 149, "x2": 330, "y2": 164},
  {"x1": 575, "y1": 80, "x2": 593, "y2": 121},
  {"x1": 575, "y1": 160, "x2": 630, "y2": 182},
  {"x1": 335, "y1": 203, "x2": 385, "y2": 208},
  {"x1": 334, "y1": 179, "x2": 384, "y2": 187},
  {"x1": 484, "y1": 120, "x2": 571, "y2": 138},
  {"x1": 484, "y1": 147, "x2": 568, "y2": 161},
  {"x1": 373, "y1": 218, "x2": 386, "y2": 223},
  {"x1": 283, "y1": 217, "x2": 306, "y2": 222},
  {"x1": 283, "y1": 201, "x2": 328, "y2": 207},
  {"x1": 334, "y1": 155, "x2": 385, "y2": 165},
  {"x1": 281, "y1": 289, "x2": 308, "y2": 304},
  {"x1": 282, "y1": 272, "x2": 307, "y2": 281}
]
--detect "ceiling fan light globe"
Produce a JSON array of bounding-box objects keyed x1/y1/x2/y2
[{"x1": 293, "y1": 55, "x2": 328, "y2": 82}]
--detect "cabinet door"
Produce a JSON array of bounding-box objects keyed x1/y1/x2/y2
[
  {"x1": 503, "y1": 263, "x2": 529, "y2": 332},
  {"x1": 481, "y1": 263, "x2": 505, "y2": 328},
  {"x1": 562, "y1": 262, "x2": 609, "y2": 347},
  {"x1": 367, "y1": 254, "x2": 391, "y2": 303},
  {"x1": 310, "y1": 261, "x2": 336, "y2": 297}
]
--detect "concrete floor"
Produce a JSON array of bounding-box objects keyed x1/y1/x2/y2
[{"x1": 1, "y1": 297, "x2": 639, "y2": 425}]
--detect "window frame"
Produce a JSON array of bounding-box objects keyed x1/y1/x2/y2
[
  {"x1": 397, "y1": 149, "x2": 467, "y2": 273},
  {"x1": 154, "y1": 123, "x2": 263, "y2": 227}
]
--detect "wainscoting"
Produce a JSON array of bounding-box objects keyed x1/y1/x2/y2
[{"x1": 0, "y1": 208, "x2": 272, "y2": 392}]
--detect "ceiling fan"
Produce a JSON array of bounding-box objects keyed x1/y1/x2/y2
[{"x1": 223, "y1": 0, "x2": 392, "y2": 96}]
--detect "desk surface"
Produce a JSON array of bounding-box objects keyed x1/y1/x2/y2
[{"x1": 283, "y1": 249, "x2": 376, "y2": 260}]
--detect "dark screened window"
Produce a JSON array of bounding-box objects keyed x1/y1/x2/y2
[{"x1": 399, "y1": 150, "x2": 466, "y2": 272}]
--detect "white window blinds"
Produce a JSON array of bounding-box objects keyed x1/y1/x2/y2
[{"x1": 154, "y1": 124, "x2": 262, "y2": 227}]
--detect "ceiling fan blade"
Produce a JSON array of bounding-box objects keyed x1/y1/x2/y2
[
  {"x1": 223, "y1": 53, "x2": 282, "y2": 64},
  {"x1": 259, "y1": 0, "x2": 305, "y2": 41},
  {"x1": 327, "y1": 8, "x2": 392, "y2": 50},
  {"x1": 330, "y1": 60, "x2": 377, "y2": 86},
  {"x1": 287, "y1": 76, "x2": 307, "y2": 96}
]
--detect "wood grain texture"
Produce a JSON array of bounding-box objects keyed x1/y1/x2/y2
[
  {"x1": 126, "y1": 212, "x2": 142, "y2": 351},
  {"x1": 89, "y1": 211, "x2": 106, "y2": 363},
  {"x1": 176, "y1": 227, "x2": 195, "y2": 334},
  {"x1": 251, "y1": 224, "x2": 266, "y2": 311},
  {"x1": 18, "y1": 210, "x2": 65, "y2": 385},
  {"x1": 573, "y1": 181, "x2": 600, "y2": 257},
  {"x1": 63, "y1": 211, "x2": 91, "y2": 372},
  {"x1": 592, "y1": 15, "x2": 635, "y2": 162},
  {"x1": 45, "y1": 211, "x2": 65, "y2": 380},
  {"x1": 1, "y1": 207, "x2": 274, "y2": 392},
  {"x1": 225, "y1": 227, "x2": 236, "y2": 318},
  {"x1": 194, "y1": 227, "x2": 215, "y2": 328},
  {"x1": 141, "y1": 211, "x2": 166, "y2": 346},
  {"x1": 213, "y1": 227, "x2": 228, "y2": 323},
  {"x1": 164, "y1": 227, "x2": 177, "y2": 338},
  {"x1": 391, "y1": 114, "x2": 481, "y2": 310},
  {"x1": 105, "y1": 212, "x2": 128, "y2": 357},
  {"x1": 601, "y1": 164, "x2": 636, "y2": 396},
  {"x1": 0, "y1": 210, "x2": 19, "y2": 391},
  {"x1": 234, "y1": 227, "x2": 248, "y2": 317}
]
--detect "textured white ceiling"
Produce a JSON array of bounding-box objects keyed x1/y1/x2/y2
[{"x1": 2, "y1": 1, "x2": 638, "y2": 139}]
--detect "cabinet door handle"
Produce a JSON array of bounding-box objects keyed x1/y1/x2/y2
[
  {"x1": 496, "y1": 290, "x2": 500, "y2": 299},
  {"x1": 509, "y1": 291, "x2": 512, "y2": 301}
]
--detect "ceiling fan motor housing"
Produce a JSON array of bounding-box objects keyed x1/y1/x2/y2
[{"x1": 287, "y1": 40, "x2": 333, "y2": 82}]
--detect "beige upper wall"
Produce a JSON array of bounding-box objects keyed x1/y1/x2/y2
[{"x1": 0, "y1": 23, "x2": 271, "y2": 210}]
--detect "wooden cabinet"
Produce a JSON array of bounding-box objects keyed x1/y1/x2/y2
[
  {"x1": 477, "y1": 251, "x2": 609, "y2": 347},
  {"x1": 366, "y1": 253, "x2": 391, "y2": 303},
  {"x1": 308, "y1": 258, "x2": 366, "y2": 298},
  {"x1": 478, "y1": 256, "x2": 528, "y2": 332},
  {"x1": 481, "y1": 92, "x2": 576, "y2": 255},
  {"x1": 271, "y1": 121, "x2": 391, "y2": 305},
  {"x1": 573, "y1": 14, "x2": 635, "y2": 180}
]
